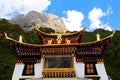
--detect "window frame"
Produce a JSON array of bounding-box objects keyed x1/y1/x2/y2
[
  {"x1": 85, "y1": 63, "x2": 98, "y2": 75},
  {"x1": 43, "y1": 55, "x2": 74, "y2": 68},
  {"x1": 22, "y1": 63, "x2": 34, "y2": 76}
]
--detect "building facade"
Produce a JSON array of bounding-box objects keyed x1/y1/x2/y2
[{"x1": 5, "y1": 27, "x2": 115, "y2": 80}]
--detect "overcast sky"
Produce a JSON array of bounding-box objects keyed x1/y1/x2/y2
[{"x1": 0, "y1": 0, "x2": 120, "y2": 31}]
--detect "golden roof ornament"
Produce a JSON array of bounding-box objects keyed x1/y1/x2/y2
[
  {"x1": 66, "y1": 38, "x2": 70, "y2": 44},
  {"x1": 5, "y1": 33, "x2": 8, "y2": 39},
  {"x1": 19, "y1": 35, "x2": 23, "y2": 43},
  {"x1": 4, "y1": 33, "x2": 11, "y2": 40},
  {"x1": 96, "y1": 33, "x2": 100, "y2": 41},
  {"x1": 58, "y1": 28, "x2": 63, "y2": 33},
  {"x1": 57, "y1": 34, "x2": 62, "y2": 44},
  {"x1": 47, "y1": 38, "x2": 53, "y2": 45}
]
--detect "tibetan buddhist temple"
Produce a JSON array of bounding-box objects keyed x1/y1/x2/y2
[{"x1": 5, "y1": 27, "x2": 115, "y2": 80}]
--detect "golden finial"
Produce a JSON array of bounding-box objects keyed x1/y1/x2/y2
[
  {"x1": 47, "y1": 38, "x2": 53, "y2": 45},
  {"x1": 19, "y1": 35, "x2": 23, "y2": 43},
  {"x1": 57, "y1": 34, "x2": 62, "y2": 44},
  {"x1": 58, "y1": 28, "x2": 63, "y2": 33},
  {"x1": 96, "y1": 33, "x2": 100, "y2": 41},
  {"x1": 66, "y1": 38, "x2": 70, "y2": 44}
]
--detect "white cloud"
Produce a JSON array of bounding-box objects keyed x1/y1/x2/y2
[
  {"x1": 88, "y1": 7, "x2": 112, "y2": 31},
  {"x1": 62, "y1": 10, "x2": 84, "y2": 31},
  {"x1": 0, "y1": 0, "x2": 51, "y2": 19},
  {"x1": 107, "y1": 7, "x2": 113, "y2": 14}
]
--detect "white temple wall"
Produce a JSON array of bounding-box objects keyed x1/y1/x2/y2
[
  {"x1": 12, "y1": 64, "x2": 24, "y2": 80},
  {"x1": 74, "y1": 58, "x2": 85, "y2": 78},
  {"x1": 34, "y1": 58, "x2": 43, "y2": 78},
  {"x1": 96, "y1": 63, "x2": 108, "y2": 80},
  {"x1": 12, "y1": 58, "x2": 43, "y2": 80}
]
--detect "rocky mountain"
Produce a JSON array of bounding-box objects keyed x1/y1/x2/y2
[{"x1": 10, "y1": 11, "x2": 67, "y2": 32}]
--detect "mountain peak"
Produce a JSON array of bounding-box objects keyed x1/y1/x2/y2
[{"x1": 10, "y1": 11, "x2": 67, "y2": 32}]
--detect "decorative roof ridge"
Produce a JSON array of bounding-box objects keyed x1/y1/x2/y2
[
  {"x1": 101, "y1": 30, "x2": 115, "y2": 39},
  {"x1": 79, "y1": 30, "x2": 115, "y2": 45},
  {"x1": 4, "y1": 33, "x2": 42, "y2": 47},
  {"x1": 4, "y1": 30, "x2": 115, "y2": 47},
  {"x1": 35, "y1": 25, "x2": 85, "y2": 36}
]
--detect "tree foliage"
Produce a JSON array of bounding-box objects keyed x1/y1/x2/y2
[
  {"x1": 25, "y1": 29, "x2": 38, "y2": 44},
  {"x1": 39, "y1": 27, "x2": 55, "y2": 33}
]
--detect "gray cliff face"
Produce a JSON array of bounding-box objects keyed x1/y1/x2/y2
[{"x1": 10, "y1": 11, "x2": 67, "y2": 32}]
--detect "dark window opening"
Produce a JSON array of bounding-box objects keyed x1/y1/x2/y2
[
  {"x1": 22, "y1": 64, "x2": 34, "y2": 75},
  {"x1": 85, "y1": 63, "x2": 98, "y2": 75},
  {"x1": 45, "y1": 57, "x2": 72, "y2": 68}
]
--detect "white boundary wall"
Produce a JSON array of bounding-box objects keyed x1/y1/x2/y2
[
  {"x1": 12, "y1": 58, "x2": 43, "y2": 80},
  {"x1": 12, "y1": 64, "x2": 24, "y2": 80},
  {"x1": 96, "y1": 63, "x2": 108, "y2": 80},
  {"x1": 34, "y1": 58, "x2": 43, "y2": 78},
  {"x1": 74, "y1": 58, "x2": 85, "y2": 78}
]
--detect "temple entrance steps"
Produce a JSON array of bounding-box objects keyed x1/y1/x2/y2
[
  {"x1": 27, "y1": 77, "x2": 91, "y2": 80},
  {"x1": 43, "y1": 78, "x2": 77, "y2": 80}
]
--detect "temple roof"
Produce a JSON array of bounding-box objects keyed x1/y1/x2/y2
[
  {"x1": 5, "y1": 31, "x2": 115, "y2": 48},
  {"x1": 35, "y1": 26, "x2": 85, "y2": 37},
  {"x1": 5, "y1": 31, "x2": 115, "y2": 60},
  {"x1": 35, "y1": 27, "x2": 85, "y2": 44}
]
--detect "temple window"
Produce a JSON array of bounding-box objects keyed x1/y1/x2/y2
[
  {"x1": 22, "y1": 64, "x2": 34, "y2": 75},
  {"x1": 45, "y1": 57, "x2": 72, "y2": 68},
  {"x1": 85, "y1": 63, "x2": 97, "y2": 75}
]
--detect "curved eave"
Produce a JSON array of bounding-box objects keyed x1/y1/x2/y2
[
  {"x1": 5, "y1": 31, "x2": 115, "y2": 48},
  {"x1": 79, "y1": 30, "x2": 115, "y2": 46},
  {"x1": 35, "y1": 26, "x2": 85, "y2": 37}
]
